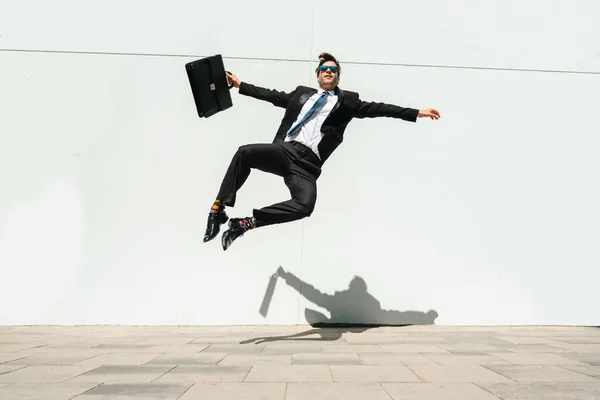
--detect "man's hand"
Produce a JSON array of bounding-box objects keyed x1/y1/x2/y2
[
  {"x1": 226, "y1": 72, "x2": 241, "y2": 88},
  {"x1": 418, "y1": 108, "x2": 441, "y2": 120}
]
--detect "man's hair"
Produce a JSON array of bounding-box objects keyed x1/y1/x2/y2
[{"x1": 315, "y1": 52, "x2": 341, "y2": 76}]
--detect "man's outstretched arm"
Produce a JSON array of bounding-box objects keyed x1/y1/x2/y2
[
  {"x1": 227, "y1": 72, "x2": 295, "y2": 109},
  {"x1": 354, "y1": 98, "x2": 440, "y2": 121}
]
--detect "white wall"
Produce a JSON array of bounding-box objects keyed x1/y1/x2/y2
[{"x1": 1, "y1": 0, "x2": 599, "y2": 326}]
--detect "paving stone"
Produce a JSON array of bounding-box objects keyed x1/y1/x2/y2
[
  {"x1": 91, "y1": 345, "x2": 154, "y2": 353},
  {"x1": 286, "y1": 383, "x2": 391, "y2": 399},
  {"x1": 427, "y1": 354, "x2": 511, "y2": 365},
  {"x1": 0, "y1": 337, "x2": 47, "y2": 345},
  {"x1": 154, "y1": 365, "x2": 251, "y2": 383},
  {"x1": 548, "y1": 344, "x2": 600, "y2": 353},
  {"x1": 0, "y1": 382, "x2": 99, "y2": 400},
  {"x1": 218, "y1": 354, "x2": 292, "y2": 365},
  {"x1": 244, "y1": 365, "x2": 332, "y2": 382},
  {"x1": 0, "y1": 366, "x2": 97, "y2": 383},
  {"x1": 0, "y1": 351, "x2": 40, "y2": 364},
  {"x1": 383, "y1": 382, "x2": 501, "y2": 399},
  {"x1": 81, "y1": 338, "x2": 146, "y2": 345},
  {"x1": 66, "y1": 365, "x2": 173, "y2": 383},
  {"x1": 322, "y1": 345, "x2": 385, "y2": 353},
  {"x1": 200, "y1": 344, "x2": 266, "y2": 354},
  {"x1": 435, "y1": 344, "x2": 502, "y2": 353},
  {"x1": 489, "y1": 352, "x2": 589, "y2": 365},
  {"x1": 143, "y1": 353, "x2": 228, "y2": 365},
  {"x1": 171, "y1": 327, "x2": 239, "y2": 334},
  {"x1": 32, "y1": 338, "x2": 88, "y2": 347},
  {"x1": 191, "y1": 337, "x2": 249, "y2": 344},
  {"x1": 74, "y1": 353, "x2": 162, "y2": 366},
  {"x1": 342, "y1": 335, "x2": 400, "y2": 345},
  {"x1": 555, "y1": 338, "x2": 600, "y2": 344},
  {"x1": 74, "y1": 382, "x2": 192, "y2": 398},
  {"x1": 330, "y1": 365, "x2": 421, "y2": 382},
  {"x1": 0, "y1": 344, "x2": 45, "y2": 352},
  {"x1": 0, "y1": 365, "x2": 25, "y2": 375},
  {"x1": 74, "y1": 395, "x2": 176, "y2": 399},
  {"x1": 140, "y1": 344, "x2": 209, "y2": 353},
  {"x1": 394, "y1": 337, "x2": 451, "y2": 344},
  {"x1": 559, "y1": 353, "x2": 600, "y2": 366},
  {"x1": 292, "y1": 353, "x2": 363, "y2": 365},
  {"x1": 359, "y1": 354, "x2": 436, "y2": 365},
  {"x1": 178, "y1": 383, "x2": 285, "y2": 399},
  {"x1": 494, "y1": 336, "x2": 563, "y2": 345},
  {"x1": 22, "y1": 345, "x2": 102, "y2": 354},
  {"x1": 494, "y1": 345, "x2": 571, "y2": 353},
  {"x1": 563, "y1": 366, "x2": 600, "y2": 378},
  {"x1": 261, "y1": 343, "x2": 324, "y2": 354},
  {"x1": 227, "y1": 331, "x2": 283, "y2": 339},
  {"x1": 380, "y1": 344, "x2": 448, "y2": 354},
  {"x1": 484, "y1": 365, "x2": 600, "y2": 383},
  {"x1": 134, "y1": 337, "x2": 198, "y2": 345},
  {"x1": 178, "y1": 332, "x2": 227, "y2": 338},
  {"x1": 408, "y1": 364, "x2": 512, "y2": 382},
  {"x1": 444, "y1": 337, "x2": 513, "y2": 346},
  {"x1": 6, "y1": 351, "x2": 98, "y2": 365},
  {"x1": 478, "y1": 382, "x2": 600, "y2": 399}
]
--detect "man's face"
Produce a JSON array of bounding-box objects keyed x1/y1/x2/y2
[{"x1": 317, "y1": 61, "x2": 339, "y2": 90}]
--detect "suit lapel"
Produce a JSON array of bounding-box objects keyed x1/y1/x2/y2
[
  {"x1": 331, "y1": 86, "x2": 344, "y2": 114},
  {"x1": 294, "y1": 89, "x2": 316, "y2": 117},
  {"x1": 321, "y1": 87, "x2": 344, "y2": 130}
]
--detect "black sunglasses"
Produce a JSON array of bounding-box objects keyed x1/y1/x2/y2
[{"x1": 319, "y1": 65, "x2": 339, "y2": 73}]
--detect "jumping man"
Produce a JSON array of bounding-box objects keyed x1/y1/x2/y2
[{"x1": 204, "y1": 52, "x2": 441, "y2": 250}]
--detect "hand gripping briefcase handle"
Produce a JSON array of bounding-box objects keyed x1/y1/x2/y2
[
  {"x1": 185, "y1": 54, "x2": 234, "y2": 118},
  {"x1": 225, "y1": 71, "x2": 234, "y2": 89}
]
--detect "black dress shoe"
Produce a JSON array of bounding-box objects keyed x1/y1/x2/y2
[
  {"x1": 221, "y1": 218, "x2": 246, "y2": 251},
  {"x1": 203, "y1": 210, "x2": 228, "y2": 243}
]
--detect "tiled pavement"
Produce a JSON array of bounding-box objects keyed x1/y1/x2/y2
[{"x1": 0, "y1": 325, "x2": 599, "y2": 399}]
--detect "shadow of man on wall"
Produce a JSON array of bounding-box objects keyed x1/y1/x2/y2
[{"x1": 240, "y1": 266, "x2": 438, "y2": 344}]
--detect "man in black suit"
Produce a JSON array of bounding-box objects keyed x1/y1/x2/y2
[{"x1": 204, "y1": 52, "x2": 440, "y2": 250}]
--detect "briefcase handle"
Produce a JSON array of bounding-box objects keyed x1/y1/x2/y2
[{"x1": 225, "y1": 70, "x2": 234, "y2": 89}]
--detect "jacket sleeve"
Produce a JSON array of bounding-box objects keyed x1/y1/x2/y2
[
  {"x1": 354, "y1": 98, "x2": 419, "y2": 122},
  {"x1": 238, "y1": 81, "x2": 296, "y2": 108}
]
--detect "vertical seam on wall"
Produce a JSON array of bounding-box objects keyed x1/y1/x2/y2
[
  {"x1": 296, "y1": 0, "x2": 317, "y2": 327},
  {"x1": 307, "y1": 0, "x2": 316, "y2": 71}
]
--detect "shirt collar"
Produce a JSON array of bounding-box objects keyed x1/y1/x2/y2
[{"x1": 318, "y1": 87, "x2": 336, "y2": 96}]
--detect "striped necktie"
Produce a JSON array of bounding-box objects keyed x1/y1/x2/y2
[{"x1": 286, "y1": 91, "x2": 329, "y2": 137}]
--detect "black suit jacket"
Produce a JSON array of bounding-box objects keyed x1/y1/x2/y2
[{"x1": 238, "y1": 82, "x2": 419, "y2": 164}]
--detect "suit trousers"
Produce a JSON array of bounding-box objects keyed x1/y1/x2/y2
[{"x1": 216, "y1": 140, "x2": 322, "y2": 227}]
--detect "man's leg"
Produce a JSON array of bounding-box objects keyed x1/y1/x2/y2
[
  {"x1": 204, "y1": 143, "x2": 289, "y2": 243},
  {"x1": 221, "y1": 162, "x2": 318, "y2": 250},
  {"x1": 253, "y1": 165, "x2": 318, "y2": 227}
]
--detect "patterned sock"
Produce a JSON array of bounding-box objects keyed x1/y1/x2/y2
[
  {"x1": 210, "y1": 199, "x2": 224, "y2": 213},
  {"x1": 239, "y1": 217, "x2": 256, "y2": 232}
]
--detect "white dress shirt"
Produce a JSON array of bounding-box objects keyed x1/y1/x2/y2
[{"x1": 285, "y1": 88, "x2": 338, "y2": 159}]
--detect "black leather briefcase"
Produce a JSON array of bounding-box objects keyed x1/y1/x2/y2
[{"x1": 185, "y1": 54, "x2": 234, "y2": 118}]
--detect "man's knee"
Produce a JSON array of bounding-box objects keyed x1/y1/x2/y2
[
  {"x1": 236, "y1": 144, "x2": 252, "y2": 156},
  {"x1": 296, "y1": 198, "x2": 316, "y2": 218}
]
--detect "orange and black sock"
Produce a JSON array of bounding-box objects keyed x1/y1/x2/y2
[{"x1": 210, "y1": 199, "x2": 224, "y2": 213}]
